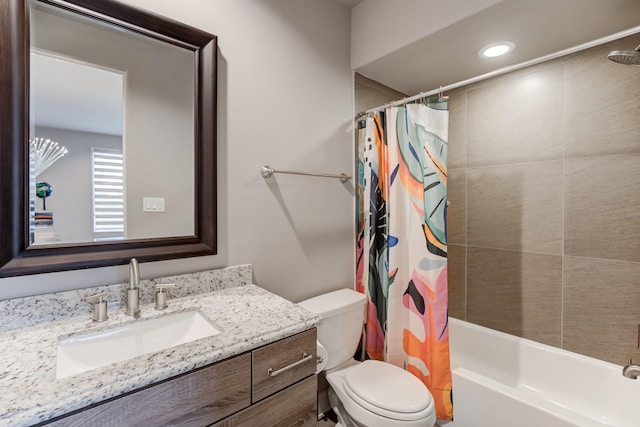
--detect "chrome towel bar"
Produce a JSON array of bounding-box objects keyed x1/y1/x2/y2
[{"x1": 261, "y1": 165, "x2": 351, "y2": 183}]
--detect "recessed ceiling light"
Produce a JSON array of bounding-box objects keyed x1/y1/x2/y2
[{"x1": 479, "y1": 41, "x2": 515, "y2": 59}]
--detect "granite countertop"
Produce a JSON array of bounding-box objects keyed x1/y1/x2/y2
[{"x1": 0, "y1": 284, "x2": 322, "y2": 426}]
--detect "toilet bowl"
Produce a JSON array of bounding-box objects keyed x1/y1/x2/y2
[
  {"x1": 326, "y1": 359, "x2": 436, "y2": 426},
  {"x1": 298, "y1": 289, "x2": 436, "y2": 427}
]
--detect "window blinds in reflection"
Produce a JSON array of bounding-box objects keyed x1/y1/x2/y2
[{"x1": 91, "y1": 147, "x2": 124, "y2": 240}]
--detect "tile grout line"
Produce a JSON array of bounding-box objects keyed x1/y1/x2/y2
[
  {"x1": 464, "y1": 89, "x2": 469, "y2": 321},
  {"x1": 457, "y1": 150, "x2": 640, "y2": 172},
  {"x1": 452, "y1": 243, "x2": 561, "y2": 258},
  {"x1": 451, "y1": 242, "x2": 640, "y2": 267},
  {"x1": 560, "y1": 57, "x2": 566, "y2": 351}
]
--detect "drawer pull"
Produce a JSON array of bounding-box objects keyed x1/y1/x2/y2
[{"x1": 267, "y1": 353, "x2": 314, "y2": 377}]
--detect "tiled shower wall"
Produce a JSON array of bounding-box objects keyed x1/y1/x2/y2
[
  {"x1": 355, "y1": 73, "x2": 406, "y2": 114},
  {"x1": 446, "y1": 34, "x2": 640, "y2": 365},
  {"x1": 355, "y1": 33, "x2": 640, "y2": 365}
]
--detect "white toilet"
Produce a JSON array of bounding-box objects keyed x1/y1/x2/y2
[{"x1": 299, "y1": 289, "x2": 436, "y2": 427}]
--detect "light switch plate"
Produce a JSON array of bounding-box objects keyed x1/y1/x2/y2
[{"x1": 143, "y1": 197, "x2": 165, "y2": 212}]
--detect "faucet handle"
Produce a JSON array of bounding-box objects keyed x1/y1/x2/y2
[
  {"x1": 85, "y1": 292, "x2": 108, "y2": 322},
  {"x1": 155, "y1": 283, "x2": 175, "y2": 310}
]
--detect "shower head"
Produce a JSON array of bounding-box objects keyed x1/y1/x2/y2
[{"x1": 607, "y1": 44, "x2": 640, "y2": 66}]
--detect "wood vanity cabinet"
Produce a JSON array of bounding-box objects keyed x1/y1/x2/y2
[
  {"x1": 214, "y1": 327, "x2": 318, "y2": 427},
  {"x1": 43, "y1": 328, "x2": 317, "y2": 427}
]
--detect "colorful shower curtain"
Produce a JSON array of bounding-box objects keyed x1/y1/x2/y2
[{"x1": 356, "y1": 99, "x2": 453, "y2": 420}]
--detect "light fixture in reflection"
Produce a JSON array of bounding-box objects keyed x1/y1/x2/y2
[
  {"x1": 479, "y1": 41, "x2": 515, "y2": 59},
  {"x1": 30, "y1": 137, "x2": 68, "y2": 177}
]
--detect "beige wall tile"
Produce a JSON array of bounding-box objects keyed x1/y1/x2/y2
[
  {"x1": 354, "y1": 73, "x2": 406, "y2": 114},
  {"x1": 563, "y1": 256, "x2": 640, "y2": 365},
  {"x1": 565, "y1": 154, "x2": 640, "y2": 262},
  {"x1": 564, "y1": 35, "x2": 640, "y2": 159},
  {"x1": 448, "y1": 244, "x2": 466, "y2": 320},
  {"x1": 447, "y1": 87, "x2": 467, "y2": 169},
  {"x1": 447, "y1": 168, "x2": 466, "y2": 245},
  {"x1": 466, "y1": 247, "x2": 562, "y2": 346},
  {"x1": 466, "y1": 61, "x2": 564, "y2": 167},
  {"x1": 467, "y1": 161, "x2": 563, "y2": 254}
]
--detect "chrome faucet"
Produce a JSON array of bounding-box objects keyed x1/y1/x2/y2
[
  {"x1": 125, "y1": 258, "x2": 140, "y2": 317},
  {"x1": 622, "y1": 358, "x2": 640, "y2": 379}
]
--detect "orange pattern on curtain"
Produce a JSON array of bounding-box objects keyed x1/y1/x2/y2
[{"x1": 356, "y1": 99, "x2": 453, "y2": 420}]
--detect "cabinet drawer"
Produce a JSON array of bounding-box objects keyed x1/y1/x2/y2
[
  {"x1": 46, "y1": 353, "x2": 251, "y2": 427},
  {"x1": 212, "y1": 374, "x2": 317, "y2": 427},
  {"x1": 251, "y1": 328, "x2": 316, "y2": 402}
]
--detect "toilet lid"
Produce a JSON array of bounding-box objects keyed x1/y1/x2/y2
[{"x1": 343, "y1": 360, "x2": 433, "y2": 420}]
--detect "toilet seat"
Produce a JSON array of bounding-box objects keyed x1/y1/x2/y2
[{"x1": 342, "y1": 360, "x2": 434, "y2": 422}]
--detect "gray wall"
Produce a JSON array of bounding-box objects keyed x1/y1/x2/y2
[
  {"x1": 35, "y1": 126, "x2": 122, "y2": 243},
  {"x1": 0, "y1": 0, "x2": 354, "y2": 304},
  {"x1": 446, "y1": 33, "x2": 640, "y2": 365}
]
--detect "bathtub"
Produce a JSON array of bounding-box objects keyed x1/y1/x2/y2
[{"x1": 446, "y1": 318, "x2": 640, "y2": 427}]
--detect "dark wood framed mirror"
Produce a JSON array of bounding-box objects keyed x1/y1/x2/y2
[{"x1": 0, "y1": 0, "x2": 217, "y2": 277}]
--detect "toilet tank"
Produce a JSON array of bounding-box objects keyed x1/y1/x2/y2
[{"x1": 298, "y1": 289, "x2": 366, "y2": 370}]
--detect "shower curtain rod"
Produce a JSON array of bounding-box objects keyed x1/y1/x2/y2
[{"x1": 359, "y1": 24, "x2": 640, "y2": 116}]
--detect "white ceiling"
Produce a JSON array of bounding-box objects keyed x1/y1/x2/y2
[{"x1": 349, "y1": 0, "x2": 640, "y2": 96}]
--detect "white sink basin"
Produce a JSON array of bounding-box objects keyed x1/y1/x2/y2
[{"x1": 56, "y1": 310, "x2": 221, "y2": 379}]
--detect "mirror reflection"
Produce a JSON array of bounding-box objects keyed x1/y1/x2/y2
[
  {"x1": 29, "y1": 0, "x2": 196, "y2": 246},
  {"x1": 31, "y1": 52, "x2": 124, "y2": 244}
]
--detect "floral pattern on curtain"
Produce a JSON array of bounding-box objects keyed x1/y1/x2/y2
[{"x1": 356, "y1": 99, "x2": 453, "y2": 420}]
